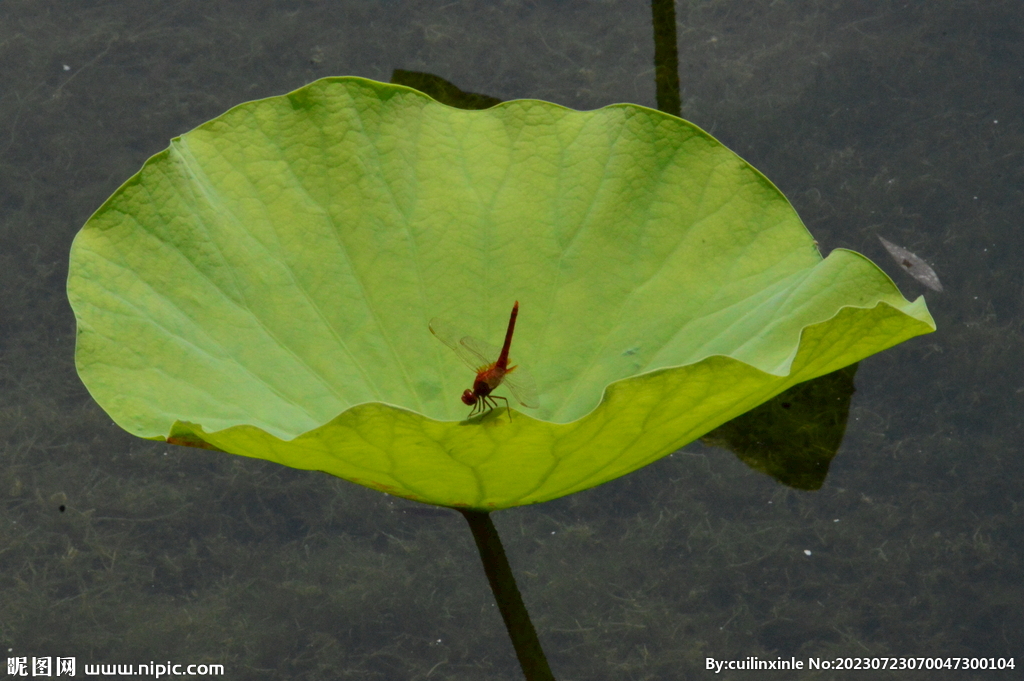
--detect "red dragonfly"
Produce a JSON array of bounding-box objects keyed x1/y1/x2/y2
[{"x1": 429, "y1": 301, "x2": 539, "y2": 420}]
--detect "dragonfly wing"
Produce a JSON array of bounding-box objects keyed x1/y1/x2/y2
[
  {"x1": 501, "y1": 364, "x2": 539, "y2": 409},
  {"x1": 458, "y1": 335, "x2": 503, "y2": 369},
  {"x1": 429, "y1": 317, "x2": 493, "y2": 371}
]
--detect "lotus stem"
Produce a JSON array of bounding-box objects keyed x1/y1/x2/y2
[
  {"x1": 458, "y1": 509, "x2": 556, "y2": 681},
  {"x1": 652, "y1": 0, "x2": 682, "y2": 117}
]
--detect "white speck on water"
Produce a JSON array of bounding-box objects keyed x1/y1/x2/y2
[
  {"x1": 804, "y1": 550, "x2": 812, "y2": 556},
  {"x1": 63, "y1": 64, "x2": 70, "y2": 71}
]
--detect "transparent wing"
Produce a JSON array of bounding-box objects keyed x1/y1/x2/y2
[
  {"x1": 429, "y1": 317, "x2": 494, "y2": 371},
  {"x1": 458, "y1": 335, "x2": 503, "y2": 369},
  {"x1": 501, "y1": 363, "x2": 539, "y2": 409}
]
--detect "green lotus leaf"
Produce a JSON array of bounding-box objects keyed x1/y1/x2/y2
[{"x1": 68, "y1": 77, "x2": 935, "y2": 510}]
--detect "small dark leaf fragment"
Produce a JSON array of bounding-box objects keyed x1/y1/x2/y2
[{"x1": 878, "y1": 236, "x2": 943, "y2": 292}]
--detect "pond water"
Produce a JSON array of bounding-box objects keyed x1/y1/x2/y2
[{"x1": 1, "y1": 1, "x2": 1020, "y2": 678}]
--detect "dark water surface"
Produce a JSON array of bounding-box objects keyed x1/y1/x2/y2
[{"x1": 1, "y1": 1, "x2": 1021, "y2": 678}]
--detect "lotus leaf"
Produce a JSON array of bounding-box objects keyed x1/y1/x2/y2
[{"x1": 68, "y1": 77, "x2": 935, "y2": 510}]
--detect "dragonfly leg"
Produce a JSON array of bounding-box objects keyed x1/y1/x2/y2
[
  {"x1": 491, "y1": 395, "x2": 511, "y2": 422},
  {"x1": 465, "y1": 394, "x2": 511, "y2": 422}
]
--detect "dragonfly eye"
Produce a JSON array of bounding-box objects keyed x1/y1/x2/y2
[{"x1": 461, "y1": 390, "x2": 477, "y2": 406}]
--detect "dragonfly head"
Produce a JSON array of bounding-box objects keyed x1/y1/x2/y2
[{"x1": 461, "y1": 390, "x2": 477, "y2": 406}]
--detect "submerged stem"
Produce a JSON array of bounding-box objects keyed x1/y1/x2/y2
[
  {"x1": 651, "y1": 0, "x2": 682, "y2": 117},
  {"x1": 459, "y1": 509, "x2": 556, "y2": 681}
]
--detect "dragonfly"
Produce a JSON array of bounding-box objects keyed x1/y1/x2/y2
[{"x1": 429, "y1": 301, "x2": 539, "y2": 420}]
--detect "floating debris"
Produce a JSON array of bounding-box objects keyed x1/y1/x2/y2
[{"x1": 878, "y1": 236, "x2": 943, "y2": 292}]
